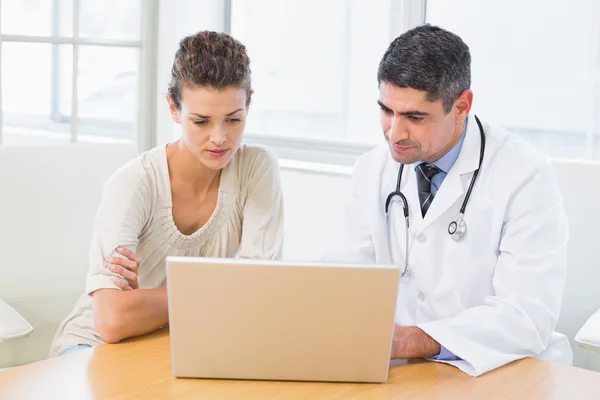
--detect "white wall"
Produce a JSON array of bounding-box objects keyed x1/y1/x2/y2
[{"x1": 279, "y1": 168, "x2": 352, "y2": 261}]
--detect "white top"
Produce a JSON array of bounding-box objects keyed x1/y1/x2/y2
[{"x1": 50, "y1": 144, "x2": 284, "y2": 355}]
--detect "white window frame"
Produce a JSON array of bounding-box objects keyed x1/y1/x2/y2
[
  {"x1": 0, "y1": 0, "x2": 159, "y2": 151},
  {"x1": 226, "y1": 0, "x2": 427, "y2": 166}
]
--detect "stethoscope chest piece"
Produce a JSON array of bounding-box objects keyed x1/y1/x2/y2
[{"x1": 448, "y1": 217, "x2": 467, "y2": 241}]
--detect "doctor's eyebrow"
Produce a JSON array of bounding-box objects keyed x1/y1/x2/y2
[
  {"x1": 400, "y1": 111, "x2": 430, "y2": 117},
  {"x1": 377, "y1": 100, "x2": 393, "y2": 113},
  {"x1": 377, "y1": 101, "x2": 430, "y2": 117}
]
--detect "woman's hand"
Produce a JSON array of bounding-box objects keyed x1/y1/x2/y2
[{"x1": 105, "y1": 247, "x2": 141, "y2": 291}]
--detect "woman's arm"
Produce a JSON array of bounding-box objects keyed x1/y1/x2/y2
[
  {"x1": 84, "y1": 160, "x2": 166, "y2": 344},
  {"x1": 92, "y1": 287, "x2": 168, "y2": 343}
]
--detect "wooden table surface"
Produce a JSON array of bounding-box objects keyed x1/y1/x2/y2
[{"x1": 1, "y1": 328, "x2": 599, "y2": 399}]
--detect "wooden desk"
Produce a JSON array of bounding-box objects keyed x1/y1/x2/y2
[{"x1": 1, "y1": 328, "x2": 599, "y2": 399}]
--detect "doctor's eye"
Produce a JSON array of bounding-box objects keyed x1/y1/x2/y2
[{"x1": 408, "y1": 116, "x2": 425, "y2": 123}]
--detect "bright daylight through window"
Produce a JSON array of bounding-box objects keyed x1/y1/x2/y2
[
  {"x1": 0, "y1": 0, "x2": 142, "y2": 146},
  {"x1": 230, "y1": 0, "x2": 600, "y2": 163}
]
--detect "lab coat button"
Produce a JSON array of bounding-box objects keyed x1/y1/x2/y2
[
  {"x1": 417, "y1": 291, "x2": 426, "y2": 302},
  {"x1": 417, "y1": 234, "x2": 426, "y2": 243}
]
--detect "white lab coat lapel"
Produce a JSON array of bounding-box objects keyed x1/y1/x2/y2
[{"x1": 415, "y1": 117, "x2": 483, "y2": 235}]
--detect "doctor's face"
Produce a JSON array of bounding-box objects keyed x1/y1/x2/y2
[{"x1": 378, "y1": 82, "x2": 472, "y2": 164}]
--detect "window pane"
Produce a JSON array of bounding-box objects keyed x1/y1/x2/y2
[
  {"x1": 342, "y1": 1, "x2": 397, "y2": 145},
  {"x1": 2, "y1": 43, "x2": 72, "y2": 145},
  {"x1": 230, "y1": 0, "x2": 348, "y2": 142},
  {"x1": 79, "y1": 0, "x2": 141, "y2": 41},
  {"x1": 1, "y1": 0, "x2": 73, "y2": 37},
  {"x1": 76, "y1": 46, "x2": 139, "y2": 142},
  {"x1": 230, "y1": 0, "x2": 394, "y2": 145},
  {"x1": 427, "y1": 0, "x2": 600, "y2": 160}
]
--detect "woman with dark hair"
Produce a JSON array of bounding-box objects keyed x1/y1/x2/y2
[{"x1": 50, "y1": 31, "x2": 283, "y2": 356}]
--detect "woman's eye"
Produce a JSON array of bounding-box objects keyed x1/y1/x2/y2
[
  {"x1": 193, "y1": 120, "x2": 207, "y2": 126},
  {"x1": 228, "y1": 118, "x2": 242, "y2": 123}
]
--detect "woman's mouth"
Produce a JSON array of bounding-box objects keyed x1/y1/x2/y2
[{"x1": 206, "y1": 149, "x2": 229, "y2": 158}]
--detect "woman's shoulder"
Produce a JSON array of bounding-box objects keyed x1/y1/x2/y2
[
  {"x1": 225, "y1": 144, "x2": 280, "y2": 196},
  {"x1": 103, "y1": 145, "x2": 166, "y2": 196}
]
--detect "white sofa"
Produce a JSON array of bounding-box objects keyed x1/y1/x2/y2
[
  {"x1": 551, "y1": 158, "x2": 600, "y2": 371},
  {"x1": 0, "y1": 143, "x2": 137, "y2": 368},
  {"x1": 576, "y1": 310, "x2": 600, "y2": 353}
]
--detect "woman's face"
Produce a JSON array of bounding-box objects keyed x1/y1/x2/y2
[{"x1": 168, "y1": 85, "x2": 252, "y2": 170}]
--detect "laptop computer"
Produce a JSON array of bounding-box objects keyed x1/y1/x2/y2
[{"x1": 166, "y1": 257, "x2": 400, "y2": 383}]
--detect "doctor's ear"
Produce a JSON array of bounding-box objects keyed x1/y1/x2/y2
[{"x1": 454, "y1": 89, "x2": 473, "y2": 119}]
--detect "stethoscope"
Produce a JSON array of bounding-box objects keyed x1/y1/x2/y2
[{"x1": 384, "y1": 115, "x2": 486, "y2": 278}]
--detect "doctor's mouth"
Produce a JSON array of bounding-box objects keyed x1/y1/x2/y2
[{"x1": 392, "y1": 143, "x2": 417, "y2": 153}]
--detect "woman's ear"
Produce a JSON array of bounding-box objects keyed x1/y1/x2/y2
[
  {"x1": 166, "y1": 96, "x2": 181, "y2": 124},
  {"x1": 246, "y1": 90, "x2": 254, "y2": 110}
]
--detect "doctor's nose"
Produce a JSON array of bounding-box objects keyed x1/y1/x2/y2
[{"x1": 387, "y1": 120, "x2": 410, "y2": 143}]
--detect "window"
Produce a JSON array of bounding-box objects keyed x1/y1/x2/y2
[
  {"x1": 229, "y1": 0, "x2": 425, "y2": 164},
  {"x1": 230, "y1": 0, "x2": 600, "y2": 163},
  {"x1": 0, "y1": 0, "x2": 158, "y2": 147},
  {"x1": 426, "y1": 0, "x2": 600, "y2": 160}
]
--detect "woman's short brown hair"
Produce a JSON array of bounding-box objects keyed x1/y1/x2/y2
[{"x1": 168, "y1": 31, "x2": 252, "y2": 110}]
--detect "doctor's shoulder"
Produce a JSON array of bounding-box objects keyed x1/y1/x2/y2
[{"x1": 485, "y1": 125, "x2": 558, "y2": 189}]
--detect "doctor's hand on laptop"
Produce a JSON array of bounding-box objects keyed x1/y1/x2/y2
[{"x1": 105, "y1": 247, "x2": 141, "y2": 291}]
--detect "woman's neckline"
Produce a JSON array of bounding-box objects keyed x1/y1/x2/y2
[{"x1": 159, "y1": 143, "x2": 236, "y2": 239}]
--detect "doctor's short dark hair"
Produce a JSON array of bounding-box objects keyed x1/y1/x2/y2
[
  {"x1": 168, "y1": 31, "x2": 252, "y2": 110},
  {"x1": 377, "y1": 24, "x2": 471, "y2": 113}
]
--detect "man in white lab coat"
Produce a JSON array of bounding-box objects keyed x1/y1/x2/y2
[{"x1": 330, "y1": 24, "x2": 572, "y2": 376}]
